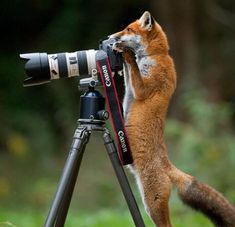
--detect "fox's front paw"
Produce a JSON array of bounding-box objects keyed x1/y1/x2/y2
[{"x1": 112, "y1": 42, "x2": 124, "y2": 53}]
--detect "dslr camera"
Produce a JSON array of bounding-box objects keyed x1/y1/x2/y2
[{"x1": 20, "y1": 38, "x2": 123, "y2": 87}]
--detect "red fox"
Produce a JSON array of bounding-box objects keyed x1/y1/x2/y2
[{"x1": 110, "y1": 11, "x2": 235, "y2": 227}]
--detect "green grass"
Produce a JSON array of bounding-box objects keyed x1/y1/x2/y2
[{"x1": 0, "y1": 207, "x2": 213, "y2": 227}]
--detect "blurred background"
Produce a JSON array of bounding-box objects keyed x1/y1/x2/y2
[{"x1": 0, "y1": 0, "x2": 235, "y2": 226}]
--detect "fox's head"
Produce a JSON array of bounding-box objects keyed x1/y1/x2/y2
[{"x1": 111, "y1": 11, "x2": 169, "y2": 57}]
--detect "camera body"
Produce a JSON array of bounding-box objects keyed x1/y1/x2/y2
[
  {"x1": 99, "y1": 38, "x2": 123, "y2": 72},
  {"x1": 20, "y1": 38, "x2": 123, "y2": 87}
]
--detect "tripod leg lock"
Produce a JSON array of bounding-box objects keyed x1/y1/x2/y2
[
  {"x1": 71, "y1": 126, "x2": 90, "y2": 151},
  {"x1": 103, "y1": 129, "x2": 116, "y2": 155}
]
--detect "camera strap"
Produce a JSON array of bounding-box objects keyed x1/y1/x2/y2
[{"x1": 96, "y1": 51, "x2": 133, "y2": 165}]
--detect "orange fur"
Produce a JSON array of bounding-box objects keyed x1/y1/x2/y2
[{"x1": 111, "y1": 11, "x2": 235, "y2": 227}]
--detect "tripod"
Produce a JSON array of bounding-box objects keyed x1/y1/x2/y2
[{"x1": 44, "y1": 85, "x2": 145, "y2": 227}]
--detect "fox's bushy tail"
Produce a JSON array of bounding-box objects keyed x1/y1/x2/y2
[{"x1": 169, "y1": 166, "x2": 235, "y2": 227}]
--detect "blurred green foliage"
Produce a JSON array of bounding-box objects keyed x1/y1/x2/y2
[
  {"x1": 166, "y1": 89, "x2": 235, "y2": 197},
  {"x1": 0, "y1": 208, "x2": 213, "y2": 227},
  {"x1": 0, "y1": 0, "x2": 235, "y2": 226}
]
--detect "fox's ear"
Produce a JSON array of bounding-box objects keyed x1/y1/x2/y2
[{"x1": 139, "y1": 11, "x2": 154, "y2": 31}]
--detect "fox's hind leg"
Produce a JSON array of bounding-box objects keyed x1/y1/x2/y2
[{"x1": 135, "y1": 165, "x2": 173, "y2": 227}]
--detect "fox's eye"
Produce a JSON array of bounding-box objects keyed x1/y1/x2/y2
[{"x1": 127, "y1": 27, "x2": 133, "y2": 32}]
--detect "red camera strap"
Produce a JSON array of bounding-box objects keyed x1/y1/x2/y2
[{"x1": 96, "y1": 51, "x2": 133, "y2": 165}]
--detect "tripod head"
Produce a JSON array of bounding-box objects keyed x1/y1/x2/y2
[{"x1": 79, "y1": 74, "x2": 109, "y2": 124}]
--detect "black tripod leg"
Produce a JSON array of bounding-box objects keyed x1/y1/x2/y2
[
  {"x1": 54, "y1": 145, "x2": 86, "y2": 227},
  {"x1": 103, "y1": 129, "x2": 145, "y2": 227},
  {"x1": 44, "y1": 126, "x2": 90, "y2": 227}
]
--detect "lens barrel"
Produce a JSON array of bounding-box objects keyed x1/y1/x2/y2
[
  {"x1": 47, "y1": 50, "x2": 97, "y2": 80},
  {"x1": 20, "y1": 38, "x2": 123, "y2": 87},
  {"x1": 20, "y1": 50, "x2": 97, "y2": 87}
]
